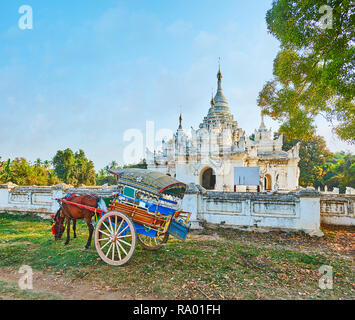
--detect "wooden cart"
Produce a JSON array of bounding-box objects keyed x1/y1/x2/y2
[{"x1": 59, "y1": 168, "x2": 191, "y2": 266}]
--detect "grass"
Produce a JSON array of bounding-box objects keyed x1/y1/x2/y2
[{"x1": 0, "y1": 212, "x2": 354, "y2": 300}]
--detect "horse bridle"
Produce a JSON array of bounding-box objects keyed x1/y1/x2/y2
[{"x1": 53, "y1": 203, "x2": 68, "y2": 236}]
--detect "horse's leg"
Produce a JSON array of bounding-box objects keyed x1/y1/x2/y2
[
  {"x1": 64, "y1": 218, "x2": 71, "y2": 246},
  {"x1": 73, "y1": 219, "x2": 77, "y2": 239},
  {"x1": 84, "y1": 215, "x2": 94, "y2": 249}
]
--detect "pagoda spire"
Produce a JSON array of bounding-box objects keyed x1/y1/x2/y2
[
  {"x1": 200, "y1": 63, "x2": 235, "y2": 128},
  {"x1": 259, "y1": 112, "x2": 266, "y2": 130},
  {"x1": 178, "y1": 113, "x2": 183, "y2": 130},
  {"x1": 217, "y1": 60, "x2": 223, "y2": 90},
  {"x1": 213, "y1": 62, "x2": 228, "y2": 108}
]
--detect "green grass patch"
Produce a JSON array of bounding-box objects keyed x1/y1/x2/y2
[{"x1": 0, "y1": 213, "x2": 354, "y2": 300}]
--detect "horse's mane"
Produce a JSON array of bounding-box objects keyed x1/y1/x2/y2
[
  {"x1": 54, "y1": 208, "x2": 61, "y2": 221},
  {"x1": 63, "y1": 193, "x2": 100, "y2": 207}
]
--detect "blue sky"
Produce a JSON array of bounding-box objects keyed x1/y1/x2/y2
[{"x1": 0, "y1": 0, "x2": 353, "y2": 170}]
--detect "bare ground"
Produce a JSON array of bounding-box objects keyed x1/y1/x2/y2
[
  {"x1": 0, "y1": 219, "x2": 353, "y2": 300},
  {"x1": 0, "y1": 267, "x2": 160, "y2": 300}
]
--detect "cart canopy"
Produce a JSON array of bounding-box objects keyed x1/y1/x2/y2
[{"x1": 108, "y1": 168, "x2": 187, "y2": 199}]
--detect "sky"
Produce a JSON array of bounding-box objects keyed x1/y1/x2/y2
[{"x1": 0, "y1": 0, "x2": 353, "y2": 170}]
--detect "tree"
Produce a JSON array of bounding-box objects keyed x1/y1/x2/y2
[
  {"x1": 324, "y1": 152, "x2": 355, "y2": 192},
  {"x1": 96, "y1": 168, "x2": 117, "y2": 186},
  {"x1": 0, "y1": 158, "x2": 12, "y2": 183},
  {"x1": 280, "y1": 133, "x2": 334, "y2": 187},
  {"x1": 52, "y1": 149, "x2": 75, "y2": 183},
  {"x1": 96, "y1": 161, "x2": 120, "y2": 186},
  {"x1": 258, "y1": 0, "x2": 354, "y2": 143},
  {"x1": 96, "y1": 159, "x2": 148, "y2": 186},
  {"x1": 73, "y1": 150, "x2": 96, "y2": 186},
  {"x1": 52, "y1": 149, "x2": 96, "y2": 186},
  {"x1": 0, "y1": 157, "x2": 60, "y2": 186},
  {"x1": 123, "y1": 159, "x2": 147, "y2": 169}
]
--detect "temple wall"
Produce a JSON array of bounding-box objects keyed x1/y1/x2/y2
[
  {"x1": 320, "y1": 194, "x2": 355, "y2": 226},
  {"x1": 0, "y1": 184, "x2": 120, "y2": 218},
  {"x1": 182, "y1": 185, "x2": 323, "y2": 235},
  {"x1": 1, "y1": 184, "x2": 353, "y2": 232}
]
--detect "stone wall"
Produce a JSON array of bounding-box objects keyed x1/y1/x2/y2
[
  {"x1": 0, "y1": 183, "x2": 353, "y2": 231},
  {"x1": 182, "y1": 184, "x2": 323, "y2": 235},
  {"x1": 0, "y1": 184, "x2": 120, "y2": 218},
  {"x1": 320, "y1": 194, "x2": 355, "y2": 226},
  {"x1": 0, "y1": 185, "x2": 62, "y2": 217}
]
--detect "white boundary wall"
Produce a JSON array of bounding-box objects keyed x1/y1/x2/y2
[
  {"x1": 0, "y1": 183, "x2": 353, "y2": 230},
  {"x1": 0, "y1": 184, "x2": 120, "y2": 218},
  {"x1": 320, "y1": 194, "x2": 355, "y2": 226},
  {"x1": 182, "y1": 184, "x2": 323, "y2": 235}
]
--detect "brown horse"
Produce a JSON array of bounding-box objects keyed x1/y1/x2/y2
[
  {"x1": 53, "y1": 208, "x2": 77, "y2": 240},
  {"x1": 53, "y1": 194, "x2": 99, "y2": 249}
]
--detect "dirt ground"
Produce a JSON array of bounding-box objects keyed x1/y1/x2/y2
[
  {"x1": 0, "y1": 266, "x2": 161, "y2": 300},
  {"x1": 0, "y1": 267, "x2": 121, "y2": 300}
]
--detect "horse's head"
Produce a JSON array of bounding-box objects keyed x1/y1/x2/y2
[{"x1": 52, "y1": 208, "x2": 65, "y2": 240}]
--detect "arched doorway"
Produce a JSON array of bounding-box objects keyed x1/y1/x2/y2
[
  {"x1": 264, "y1": 174, "x2": 272, "y2": 191},
  {"x1": 201, "y1": 167, "x2": 216, "y2": 190}
]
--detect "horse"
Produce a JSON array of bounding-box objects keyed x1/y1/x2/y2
[
  {"x1": 52, "y1": 208, "x2": 77, "y2": 240},
  {"x1": 53, "y1": 194, "x2": 100, "y2": 249}
]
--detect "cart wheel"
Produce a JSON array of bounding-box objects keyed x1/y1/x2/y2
[
  {"x1": 95, "y1": 211, "x2": 136, "y2": 266},
  {"x1": 138, "y1": 232, "x2": 169, "y2": 251}
]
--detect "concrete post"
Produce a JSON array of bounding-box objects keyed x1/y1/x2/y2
[
  {"x1": 182, "y1": 183, "x2": 205, "y2": 230},
  {"x1": 51, "y1": 185, "x2": 64, "y2": 214},
  {"x1": 0, "y1": 185, "x2": 9, "y2": 208},
  {"x1": 296, "y1": 187, "x2": 323, "y2": 236}
]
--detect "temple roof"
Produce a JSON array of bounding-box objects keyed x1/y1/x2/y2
[
  {"x1": 214, "y1": 68, "x2": 229, "y2": 108},
  {"x1": 201, "y1": 67, "x2": 236, "y2": 127}
]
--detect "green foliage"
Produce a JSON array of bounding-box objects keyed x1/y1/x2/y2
[
  {"x1": 0, "y1": 157, "x2": 60, "y2": 186},
  {"x1": 259, "y1": 0, "x2": 355, "y2": 143},
  {"x1": 96, "y1": 161, "x2": 120, "y2": 186},
  {"x1": 280, "y1": 134, "x2": 334, "y2": 187},
  {"x1": 52, "y1": 149, "x2": 96, "y2": 186},
  {"x1": 96, "y1": 159, "x2": 148, "y2": 186},
  {"x1": 323, "y1": 152, "x2": 355, "y2": 192},
  {"x1": 124, "y1": 159, "x2": 147, "y2": 169},
  {"x1": 280, "y1": 133, "x2": 354, "y2": 191},
  {"x1": 1, "y1": 152, "x2": 149, "y2": 187}
]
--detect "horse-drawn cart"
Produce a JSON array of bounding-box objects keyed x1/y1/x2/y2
[{"x1": 56, "y1": 169, "x2": 191, "y2": 266}]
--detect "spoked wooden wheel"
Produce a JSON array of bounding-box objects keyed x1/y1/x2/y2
[
  {"x1": 95, "y1": 211, "x2": 136, "y2": 266},
  {"x1": 138, "y1": 232, "x2": 169, "y2": 251}
]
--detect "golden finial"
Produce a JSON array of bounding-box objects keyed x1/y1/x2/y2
[
  {"x1": 217, "y1": 57, "x2": 222, "y2": 80},
  {"x1": 210, "y1": 90, "x2": 215, "y2": 107}
]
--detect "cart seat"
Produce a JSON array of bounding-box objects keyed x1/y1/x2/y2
[{"x1": 147, "y1": 204, "x2": 176, "y2": 216}]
